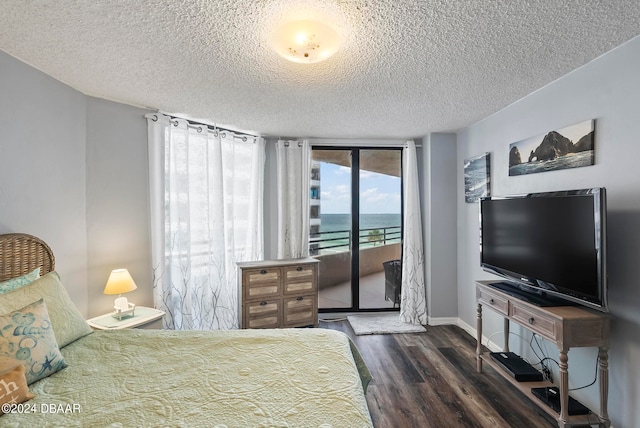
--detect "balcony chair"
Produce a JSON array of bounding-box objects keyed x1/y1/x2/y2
[{"x1": 383, "y1": 259, "x2": 402, "y2": 308}]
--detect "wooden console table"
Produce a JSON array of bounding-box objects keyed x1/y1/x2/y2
[{"x1": 475, "y1": 281, "x2": 611, "y2": 428}]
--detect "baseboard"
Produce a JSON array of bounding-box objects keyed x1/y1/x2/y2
[
  {"x1": 453, "y1": 317, "x2": 476, "y2": 338},
  {"x1": 427, "y1": 316, "x2": 459, "y2": 326}
]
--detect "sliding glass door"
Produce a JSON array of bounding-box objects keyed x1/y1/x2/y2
[
  {"x1": 310, "y1": 149, "x2": 353, "y2": 308},
  {"x1": 358, "y1": 149, "x2": 402, "y2": 309},
  {"x1": 310, "y1": 147, "x2": 402, "y2": 312}
]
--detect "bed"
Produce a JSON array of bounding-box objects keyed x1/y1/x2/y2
[{"x1": 0, "y1": 233, "x2": 373, "y2": 427}]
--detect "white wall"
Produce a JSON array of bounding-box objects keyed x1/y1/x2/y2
[
  {"x1": 0, "y1": 51, "x2": 89, "y2": 315},
  {"x1": 1, "y1": 51, "x2": 153, "y2": 317},
  {"x1": 86, "y1": 97, "x2": 153, "y2": 317},
  {"x1": 421, "y1": 134, "x2": 458, "y2": 320},
  {"x1": 456, "y1": 36, "x2": 640, "y2": 427}
]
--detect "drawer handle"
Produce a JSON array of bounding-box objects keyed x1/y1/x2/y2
[
  {"x1": 528, "y1": 317, "x2": 535, "y2": 325},
  {"x1": 489, "y1": 298, "x2": 495, "y2": 304},
  {"x1": 296, "y1": 296, "x2": 304, "y2": 301},
  {"x1": 296, "y1": 267, "x2": 303, "y2": 271},
  {"x1": 260, "y1": 270, "x2": 267, "y2": 275},
  {"x1": 260, "y1": 301, "x2": 268, "y2": 306}
]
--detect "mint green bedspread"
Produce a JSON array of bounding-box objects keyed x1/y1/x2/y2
[{"x1": 2, "y1": 328, "x2": 373, "y2": 427}]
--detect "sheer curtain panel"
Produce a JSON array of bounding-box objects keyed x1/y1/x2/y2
[
  {"x1": 399, "y1": 140, "x2": 428, "y2": 325},
  {"x1": 276, "y1": 139, "x2": 311, "y2": 259},
  {"x1": 147, "y1": 114, "x2": 265, "y2": 330}
]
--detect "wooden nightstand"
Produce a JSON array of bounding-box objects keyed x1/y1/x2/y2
[{"x1": 87, "y1": 306, "x2": 165, "y2": 330}]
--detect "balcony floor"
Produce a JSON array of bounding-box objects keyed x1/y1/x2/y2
[{"x1": 318, "y1": 270, "x2": 397, "y2": 310}]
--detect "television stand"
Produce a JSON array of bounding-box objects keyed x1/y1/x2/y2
[{"x1": 475, "y1": 280, "x2": 611, "y2": 428}]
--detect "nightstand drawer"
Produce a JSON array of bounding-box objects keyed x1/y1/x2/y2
[
  {"x1": 244, "y1": 299, "x2": 281, "y2": 329},
  {"x1": 283, "y1": 295, "x2": 316, "y2": 327}
]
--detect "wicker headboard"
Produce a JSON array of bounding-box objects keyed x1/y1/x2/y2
[{"x1": 0, "y1": 233, "x2": 55, "y2": 281}]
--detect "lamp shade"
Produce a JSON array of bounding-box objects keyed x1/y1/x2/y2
[
  {"x1": 271, "y1": 20, "x2": 340, "y2": 64},
  {"x1": 103, "y1": 269, "x2": 137, "y2": 295}
]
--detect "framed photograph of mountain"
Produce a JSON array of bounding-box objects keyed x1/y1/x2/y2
[
  {"x1": 508, "y1": 119, "x2": 595, "y2": 176},
  {"x1": 464, "y1": 152, "x2": 490, "y2": 203}
]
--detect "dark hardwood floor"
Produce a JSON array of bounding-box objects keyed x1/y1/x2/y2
[{"x1": 320, "y1": 319, "x2": 560, "y2": 428}]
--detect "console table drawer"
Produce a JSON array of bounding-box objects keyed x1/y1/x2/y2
[
  {"x1": 511, "y1": 303, "x2": 557, "y2": 340},
  {"x1": 477, "y1": 287, "x2": 509, "y2": 316}
]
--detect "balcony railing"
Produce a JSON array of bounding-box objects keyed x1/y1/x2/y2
[{"x1": 309, "y1": 225, "x2": 401, "y2": 254}]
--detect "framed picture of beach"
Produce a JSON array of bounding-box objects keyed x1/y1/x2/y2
[
  {"x1": 464, "y1": 152, "x2": 491, "y2": 203},
  {"x1": 508, "y1": 119, "x2": 595, "y2": 176}
]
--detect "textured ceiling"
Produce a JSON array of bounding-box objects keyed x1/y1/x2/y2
[{"x1": 1, "y1": 1, "x2": 639, "y2": 139}]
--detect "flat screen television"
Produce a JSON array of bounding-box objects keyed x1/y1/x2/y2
[{"x1": 480, "y1": 188, "x2": 608, "y2": 312}]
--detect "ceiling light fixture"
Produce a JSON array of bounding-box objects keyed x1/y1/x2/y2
[{"x1": 272, "y1": 20, "x2": 340, "y2": 64}]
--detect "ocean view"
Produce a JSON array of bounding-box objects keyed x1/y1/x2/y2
[
  {"x1": 316, "y1": 213, "x2": 401, "y2": 253},
  {"x1": 321, "y1": 213, "x2": 401, "y2": 232}
]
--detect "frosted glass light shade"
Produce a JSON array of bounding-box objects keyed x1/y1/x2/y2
[
  {"x1": 103, "y1": 269, "x2": 138, "y2": 295},
  {"x1": 272, "y1": 20, "x2": 340, "y2": 64}
]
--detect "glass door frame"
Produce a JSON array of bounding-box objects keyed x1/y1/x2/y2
[{"x1": 313, "y1": 145, "x2": 404, "y2": 313}]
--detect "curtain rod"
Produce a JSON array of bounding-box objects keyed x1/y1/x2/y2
[
  {"x1": 282, "y1": 141, "x2": 303, "y2": 147},
  {"x1": 148, "y1": 113, "x2": 259, "y2": 142},
  {"x1": 310, "y1": 139, "x2": 422, "y2": 148},
  {"x1": 276, "y1": 140, "x2": 422, "y2": 148}
]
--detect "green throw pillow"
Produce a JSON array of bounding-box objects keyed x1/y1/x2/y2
[
  {"x1": 0, "y1": 272, "x2": 92, "y2": 348},
  {"x1": 0, "y1": 299, "x2": 67, "y2": 384},
  {"x1": 0, "y1": 267, "x2": 40, "y2": 294}
]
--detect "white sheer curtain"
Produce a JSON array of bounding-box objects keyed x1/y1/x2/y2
[
  {"x1": 276, "y1": 139, "x2": 311, "y2": 259},
  {"x1": 147, "y1": 113, "x2": 265, "y2": 330},
  {"x1": 399, "y1": 140, "x2": 428, "y2": 324}
]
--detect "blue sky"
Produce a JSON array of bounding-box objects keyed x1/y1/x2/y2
[{"x1": 318, "y1": 162, "x2": 401, "y2": 214}]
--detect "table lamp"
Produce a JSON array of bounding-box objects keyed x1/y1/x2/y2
[{"x1": 104, "y1": 268, "x2": 137, "y2": 320}]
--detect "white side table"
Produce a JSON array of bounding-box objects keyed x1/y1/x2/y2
[{"x1": 87, "y1": 306, "x2": 165, "y2": 330}]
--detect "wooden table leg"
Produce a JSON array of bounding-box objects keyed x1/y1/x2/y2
[
  {"x1": 476, "y1": 303, "x2": 483, "y2": 372},
  {"x1": 558, "y1": 349, "x2": 569, "y2": 428},
  {"x1": 598, "y1": 346, "x2": 611, "y2": 427}
]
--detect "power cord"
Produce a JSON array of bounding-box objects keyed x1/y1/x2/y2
[
  {"x1": 484, "y1": 331, "x2": 556, "y2": 381},
  {"x1": 542, "y1": 366, "x2": 552, "y2": 383},
  {"x1": 530, "y1": 333, "x2": 599, "y2": 391},
  {"x1": 484, "y1": 331, "x2": 598, "y2": 389},
  {"x1": 484, "y1": 331, "x2": 529, "y2": 352},
  {"x1": 530, "y1": 334, "x2": 555, "y2": 382},
  {"x1": 569, "y1": 355, "x2": 599, "y2": 392}
]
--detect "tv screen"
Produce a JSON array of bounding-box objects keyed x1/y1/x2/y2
[{"x1": 480, "y1": 188, "x2": 607, "y2": 312}]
